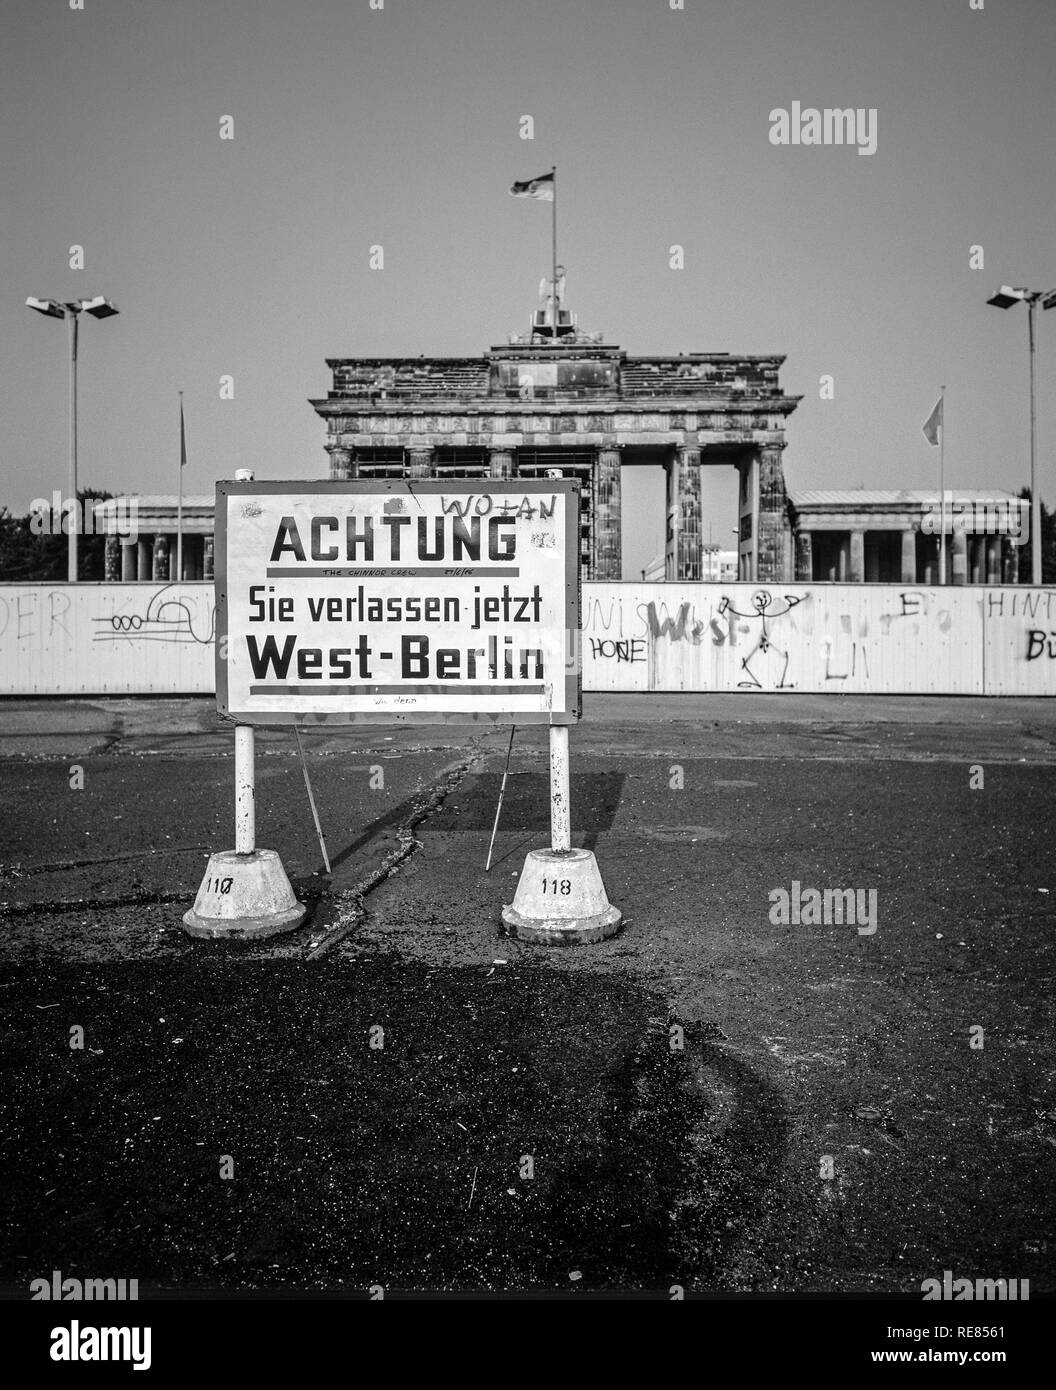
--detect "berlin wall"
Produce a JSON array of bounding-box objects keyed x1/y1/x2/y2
[
  {"x1": 582, "y1": 583, "x2": 1056, "y2": 696},
  {"x1": 1, "y1": 580, "x2": 1054, "y2": 697},
  {"x1": 0, "y1": 583, "x2": 216, "y2": 696}
]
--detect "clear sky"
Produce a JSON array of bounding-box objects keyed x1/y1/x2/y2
[{"x1": 2, "y1": 0, "x2": 1054, "y2": 580}]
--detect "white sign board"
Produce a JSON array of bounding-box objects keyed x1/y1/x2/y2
[{"x1": 215, "y1": 479, "x2": 581, "y2": 724}]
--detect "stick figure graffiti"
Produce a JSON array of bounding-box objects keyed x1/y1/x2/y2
[{"x1": 717, "y1": 590, "x2": 805, "y2": 689}]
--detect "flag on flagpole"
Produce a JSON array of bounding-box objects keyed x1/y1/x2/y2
[
  {"x1": 509, "y1": 172, "x2": 554, "y2": 201},
  {"x1": 176, "y1": 392, "x2": 186, "y2": 582},
  {"x1": 922, "y1": 396, "x2": 943, "y2": 446}
]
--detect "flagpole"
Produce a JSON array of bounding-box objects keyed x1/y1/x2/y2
[
  {"x1": 177, "y1": 390, "x2": 184, "y2": 582},
  {"x1": 551, "y1": 165, "x2": 558, "y2": 334},
  {"x1": 938, "y1": 384, "x2": 946, "y2": 585}
]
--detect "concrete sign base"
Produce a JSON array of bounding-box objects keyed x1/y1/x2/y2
[
  {"x1": 183, "y1": 849, "x2": 306, "y2": 940},
  {"x1": 501, "y1": 847, "x2": 622, "y2": 946}
]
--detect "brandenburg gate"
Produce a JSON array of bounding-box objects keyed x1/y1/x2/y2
[{"x1": 310, "y1": 283, "x2": 801, "y2": 581}]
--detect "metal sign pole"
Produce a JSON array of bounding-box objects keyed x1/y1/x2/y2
[
  {"x1": 183, "y1": 465, "x2": 306, "y2": 939},
  {"x1": 234, "y1": 724, "x2": 255, "y2": 853},
  {"x1": 549, "y1": 724, "x2": 571, "y2": 853}
]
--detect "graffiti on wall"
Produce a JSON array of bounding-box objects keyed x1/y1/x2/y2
[
  {"x1": 0, "y1": 583, "x2": 214, "y2": 695},
  {"x1": 982, "y1": 589, "x2": 1056, "y2": 694},
  {"x1": 717, "y1": 592, "x2": 804, "y2": 689},
  {"x1": 584, "y1": 586, "x2": 817, "y2": 691},
  {"x1": 588, "y1": 637, "x2": 646, "y2": 664},
  {"x1": 981, "y1": 589, "x2": 1056, "y2": 665},
  {"x1": 582, "y1": 583, "x2": 1052, "y2": 696},
  {"x1": 0, "y1": 587, "x2": 74, "y2": 646},
  {"x1": 91, "y1": 584, "x2": 215, "y2": 645},
  {"x1": 0, "y1": 581, "x2": 1054, "y2": 697}
]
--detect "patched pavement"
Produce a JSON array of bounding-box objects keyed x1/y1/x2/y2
[{"x1": 1, "y1": 695, "x2": 1055, "y2": 1294}]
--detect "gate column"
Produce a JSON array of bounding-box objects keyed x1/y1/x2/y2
[
  {"x1": 755, "y1": 444, "x2": 791, "y2": 581},
  {"x1": 593, "y1": 446, "x2": 622, "y2": 580},
  {"x1": 665, "y1": 445, "x2": 702, "y2": 581}
]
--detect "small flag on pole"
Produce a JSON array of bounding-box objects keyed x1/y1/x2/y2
[
  {"x1": 177, "y1": 392, "x2": 186, "y2": 582},
  {"x1": 922, "y1": 396, "x2": 943, "y2": 446},
  {"x1": 509, "y1": 172, "x2": 554, "y2": 201}
]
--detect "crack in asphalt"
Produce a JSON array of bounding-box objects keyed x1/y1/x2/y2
[
  {"x1": 2, "y1": 846, "x2": 211, "y2": 876},
  {"x1": 0, "y1": 749, "x2": 491, "y2": 929},
  {"x1": 0, "y1": 890, "x2": 193, "y2": 916},
  {"x1": 304, "y1": 750, "x2": 489, "y2": 961}
]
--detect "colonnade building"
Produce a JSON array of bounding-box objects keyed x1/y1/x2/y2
[
  {"x1": 791, "y1": 489, "x2": 1024, "y2": 585},
  {"x1": 96, "y1": 495, "x2": 214, "y2": 581}
]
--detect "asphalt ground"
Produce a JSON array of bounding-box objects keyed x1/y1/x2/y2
[{"x1": 1, "y1": 694, "x2": 1055, "y2": 1302}]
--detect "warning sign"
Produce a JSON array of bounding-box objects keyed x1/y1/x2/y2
[{"x1": 215, "y1": 479, "x2": 581, "y2": 725}]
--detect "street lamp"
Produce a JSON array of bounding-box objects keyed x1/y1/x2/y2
[
  {"x1": 987, "y1": 283, "x2": 1056, "y2": 586},
  {"x1": 26, "y1": 295, "x2": 120, "y2": 582}
]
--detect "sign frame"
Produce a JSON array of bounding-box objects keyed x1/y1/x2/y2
[{"x1": 214, "y1": 478, "x2": 582, "y2": 727}]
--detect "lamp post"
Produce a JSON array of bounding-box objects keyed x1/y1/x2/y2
[
  {"x1": 987, "y1": 284, "x2": 1056, "y2": 586},
  {"x1": 26, "y1": 295, "x2": 120, "y2": 582}
]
